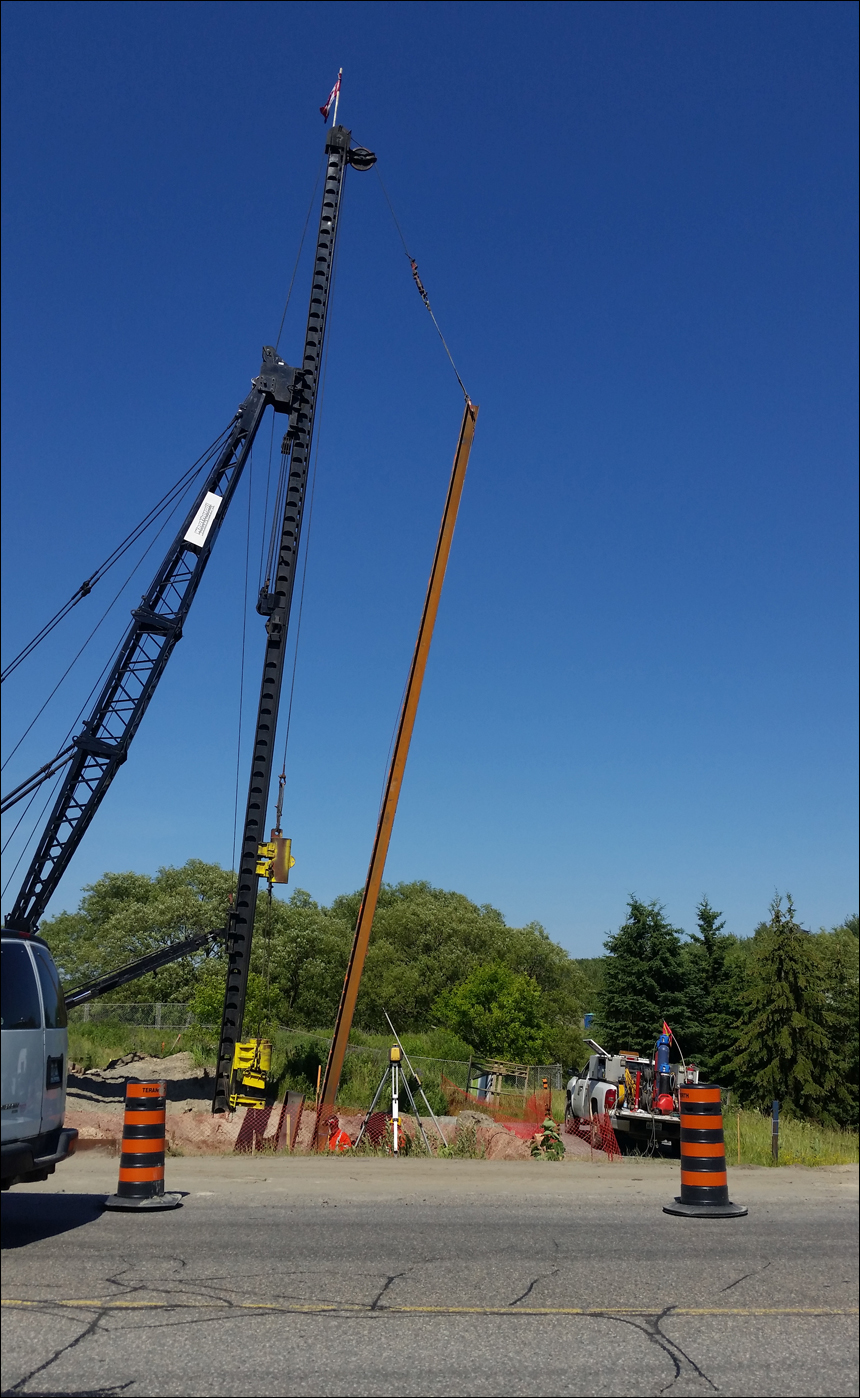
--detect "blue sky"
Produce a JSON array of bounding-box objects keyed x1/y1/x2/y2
[{"x1": 2, "y1": 1, "x2": 857, "y2": 954}]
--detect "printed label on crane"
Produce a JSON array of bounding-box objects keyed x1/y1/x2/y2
[{"x1": 183, "y1": 491, "x2": 223, "y2": 548}]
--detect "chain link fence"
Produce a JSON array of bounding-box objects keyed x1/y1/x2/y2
[
  {"x1": 67, "y1": 1003, "x2": 566, "y2": 1092},
  {"x1": 68, "y1": 1001, "x2": 196, "y2": 1029}
]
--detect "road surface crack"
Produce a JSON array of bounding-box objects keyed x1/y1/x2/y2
[
  {"x1": 370, "y1": 1268, "x2": 412, "y2": 1311},
  {"x1": 509, "y1": 1269, "x2": 559, "y2": 1306},
  {"x1": 3, "y1": 1309, "x2": 131, "y2": 1397},
  {"x1": 597, "y1": 1306, "x2": 716, "y2": 1394},
  {"x1": 719, "y1": 1259, "x2": 772, "y2": 1293}
]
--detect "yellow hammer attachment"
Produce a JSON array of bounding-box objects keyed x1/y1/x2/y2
[
  {"x1": 255, "y1": 836, "x2": 295, "y2": 882},
  {"x1": 229, "y1": 1038, "x2": 272, "y2": 1110}
]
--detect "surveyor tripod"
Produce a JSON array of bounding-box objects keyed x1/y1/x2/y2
[{"x1": 354, "y1": 1045, "x2": 433, "y2": 1155}]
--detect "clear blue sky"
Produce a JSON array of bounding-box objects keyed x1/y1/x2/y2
[{"x1": 2, "y1": 1, "x2": 857, "y2": 954}]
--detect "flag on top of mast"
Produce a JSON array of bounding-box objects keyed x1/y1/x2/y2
[{"x1": 320, "y1": 69, "x2": 342, "y2": 124}]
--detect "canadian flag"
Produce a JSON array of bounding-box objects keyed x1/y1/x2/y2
[{"x1": 320, "y1": 71, "x2": 342, "y2": 123}]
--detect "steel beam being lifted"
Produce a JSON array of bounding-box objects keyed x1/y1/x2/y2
[{"x1": 317, "y1": 399, "x2": 479, "y2": 1125}]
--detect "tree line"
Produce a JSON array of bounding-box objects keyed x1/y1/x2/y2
[
  {"x1": 43, "y1": 861, "x2": 586, "y2": 1065},
  {"x1": 42, "y1": 860, "x2": 857, "y2": 1126},
  {"x1": 592, "y1": 895, "x2": 858, "y2": 1128}
]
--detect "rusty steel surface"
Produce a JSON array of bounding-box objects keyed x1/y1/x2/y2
[{"x1": 318, "y1": 402, "x2": 479, "y2": 1124}]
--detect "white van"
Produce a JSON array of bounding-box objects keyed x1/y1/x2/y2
[{"x1": 1, "y1": 931, "x2": 78, "y2": 1188}]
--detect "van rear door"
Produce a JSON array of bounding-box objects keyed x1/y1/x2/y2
[
  {"x1": 31, "y1": 944, "x2": 68, "y2": 1134},
  {"x1": 0, "y1": 941, "x2": 44, "y2": 1144}
]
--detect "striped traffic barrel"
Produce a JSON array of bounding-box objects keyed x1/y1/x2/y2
[
  {"x1": 663, "y1": 1083, "x2": 747, "y2": 1218},
  {"x1": 104, "y1": 1081, "x2": 182, "y2": 1212}
]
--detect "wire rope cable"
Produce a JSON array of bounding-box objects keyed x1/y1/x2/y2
[
  {"x1": 275, "y1": 153, "x2": 325, "y2": 352},
  {"x1": 2, "y1": 449, "x2": 252, "y2": 904},
  {"x1": 262, "y1": 445, "x2": 292, "y2": 594},
  {"x1": 374, "y1": 166, "x2": 470, "y2": 402},
  {"x1": 230, "y1": 450, "x2": 254, "y2": 893},
  {"x1": 1, "y1": 745, "x2": 77, "y2": 814},
  {"x1": 3, "y1": 155, "x2": 336, "y2": 910},
  {"x1": 1, "y1": 457, "x2": 215, "y2": 775},
  {"x1": 1, "y1": 766, "x2": 66, "y2": 898},
  {"x1": 258, "y1": 415, "x2": 277, "y2": 592},
  {"x1": 1, "y1": 425, "x2": 232, "y2": 685},
  {"x1": 272, "y1": 181, "x2": 345, "y2": 808}
]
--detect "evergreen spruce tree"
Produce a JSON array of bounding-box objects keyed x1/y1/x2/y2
[
  {"x1": 815, "y1": 921, "x2": 859, "y2": 1128},
  {"x1": 685, "y1": 897, "x2": 745, "y2": 1079},
  {"x1": 727, "y1": 894, "x2": 832, "y2": 1117},
  {"x1": 597, "y1": 898, "x2": 690, "y2": 1054}
]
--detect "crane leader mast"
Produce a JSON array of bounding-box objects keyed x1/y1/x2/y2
[
  {"x1": 212, "y1": 125, "x2": 374, "y2": 1110},
  {"x1": 4, "y1": 124, "x2": 375, "y2": 1062}
]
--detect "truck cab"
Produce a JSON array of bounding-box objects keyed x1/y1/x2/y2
[{"x1": 1, "y1": 930, "x2": 77, "y2": 1188}]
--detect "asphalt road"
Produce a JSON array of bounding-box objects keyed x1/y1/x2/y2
[{"x1": 1, "y1": 1155, "x2": 857, "y2": 1397}]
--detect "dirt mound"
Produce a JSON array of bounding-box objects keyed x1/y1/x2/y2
[
  {"x1": 457, "y1": 1109, "x2": 497, "y2": 1129},
  {"x1": 475, "y1": 1125, "x2": 532, "y2": 1160},
  {"x1": 67, "y1": 1051, "x2": 212, "y2": 1115},
  {"x1": 81, "y1": 1050, "x2": 202, "y2": 1082}
]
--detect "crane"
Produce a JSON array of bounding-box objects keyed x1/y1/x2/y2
[
  {"x1": 3, "y1": 123, "x2": 375, "y2": 969},
  {"x1": 210, "y1": 123, "x2": 374, "y2": 1111}
]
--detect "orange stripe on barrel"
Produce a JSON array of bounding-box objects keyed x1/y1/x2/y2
[
  {"x1": 118, "y1": 1166, "x2": 165, "y2": 1182},
  {"x1": 121, "y1": 1140, "x2": 165, "y2": 1154},
  {"x1": 126, "y1": 1083, "x2": 165, "y2": 1099},
  {"x1": 681, "y1": 1169, "x2": 727, "y2": 1188},
  {"x1": 680, "y1": 1088, "x2": 721, "y2": 1103},
  {"x1": 123, "y1": 1110, "x2": 166, "y2": 1126},
  {"x1": 681, "y1": 1142, "x2": 727, "y2": 1158},
  {"x1": 680, "y1": 1114, "x2": 723, "y2": 1129}
]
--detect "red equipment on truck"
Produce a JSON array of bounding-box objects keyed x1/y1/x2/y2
[{"x1": 565, "y1": 1030, "x2": 699, "y2": 1155}]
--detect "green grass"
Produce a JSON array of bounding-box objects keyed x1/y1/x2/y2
[
  {"x1": 724, "y1": 1108, "x2": 858, "y2": 1167},
  {"x1": 68, "y1": 1021, "x2": 460, "y2": 1116},
  {"x1": 68, "y1": 1021, "x2": 191, "y2": 1071},
  {"x1": 67, "y1": 1021, "x2": 859, "y2": 1167}
]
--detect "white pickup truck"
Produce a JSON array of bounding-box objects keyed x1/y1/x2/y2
[
  {"x1": 1, "y1": 930, "x2": 78, "y2": 1189},
  {"x1": 566, "y1": 1037, "x2": 697, "y2": 1154}
]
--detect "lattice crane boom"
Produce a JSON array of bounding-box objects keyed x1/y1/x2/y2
[
  {"x1": 6, "y1": 123, "x2": 374, "y2": 940},
  {"x1": 4, "y1": 353, "x2": 299, "y2": 934}
]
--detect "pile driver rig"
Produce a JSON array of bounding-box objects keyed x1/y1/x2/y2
[{"x1": 2, "y1": 121, "x2": 377, "y2": 1111}]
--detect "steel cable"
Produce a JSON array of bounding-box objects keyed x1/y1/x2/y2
[
  {"x1": 1, "y1": 426, "x2": 232, "y2": 684},
  {"x1": 1, "y1": 458, "x2": 214, "y2": 774},
  {"x1": 230, "y1": 451, "x2": 254, "y2": 892},
  {"x1": 374, "y1": 166, "x2": 470, "y2": 402},
  {"x1": 273, "y1": 173, "x2": 346, "y2": 807}
]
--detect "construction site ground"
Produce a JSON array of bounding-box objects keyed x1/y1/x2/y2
[
  {"x1": 63, "y1": 1052, "x2": 595, "y2": 1159},
  {"x1": 2, "y1": 1153, "x2": 856, "y2": 1397}
]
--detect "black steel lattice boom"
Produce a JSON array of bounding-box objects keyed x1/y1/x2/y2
[{"x1": 5, "y1": 349, "x2": 300, "y2": 932}]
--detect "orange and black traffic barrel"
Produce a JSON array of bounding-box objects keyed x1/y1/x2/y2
[
  {"x1": 663, "y1": 1083, "x2": 747, "y2": 1218},
  {"x1": 104, "y1": 1081, "x2": 182, "y2": 1212}
]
